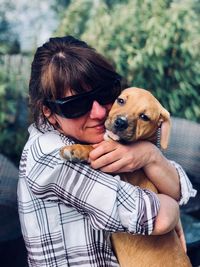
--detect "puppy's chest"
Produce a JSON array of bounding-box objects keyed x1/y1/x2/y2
[{"x1": 121, "y1": 170, "x2": 158, "y2": 193}]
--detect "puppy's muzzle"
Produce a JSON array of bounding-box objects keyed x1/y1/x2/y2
[{"x1": 114, "y1": 117, "x2": 128, "y2": 131}]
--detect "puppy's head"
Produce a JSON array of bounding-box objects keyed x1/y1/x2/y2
[{"x1": 105, "y1": 87, "x2": 171, "y2": 149}]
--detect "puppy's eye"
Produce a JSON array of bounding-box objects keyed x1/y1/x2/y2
[
  {"x1": 139, "y1": 113, "x2": 150, "y2": 121},
  {"x1": 116, "y1": 98, "x2": 125, "y2": 105}
]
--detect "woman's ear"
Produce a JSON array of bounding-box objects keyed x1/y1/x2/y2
[{"x1": 42, "y1": 105, "x2": 57, "y2": 125}]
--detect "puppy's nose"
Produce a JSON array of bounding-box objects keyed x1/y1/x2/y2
[{"x1": 114, "y1": 117, "x2": 128, "y2": 131}]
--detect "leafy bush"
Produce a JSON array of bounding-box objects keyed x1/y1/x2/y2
[
  {"x1": 57, "y1": 0, "x2": 200, "y2": 122},
  {"x1": 0, "y1": 56, "x2": 30, "y2": 166}
]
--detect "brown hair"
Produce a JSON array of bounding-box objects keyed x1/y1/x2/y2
[{"x1": 29, "y1": 36, "x2": 121, "y2": 128}]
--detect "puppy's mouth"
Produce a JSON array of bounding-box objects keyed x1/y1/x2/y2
[{"x1": 104, "y1": 130, "x2": 120, "y2": 141}]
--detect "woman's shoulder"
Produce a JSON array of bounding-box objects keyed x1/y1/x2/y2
[{"x1": 26, "y1": 123, "x2": 74, "y2": 157}]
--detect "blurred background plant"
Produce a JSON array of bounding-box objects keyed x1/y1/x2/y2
[
  {"x1": 57, "y1": 0, "x2": 200, "y2": 121},
  {"x1": 0, "y1": 55, "x2": 30, "y2": 165},
  {"x1": 0, "y1": 0, "x2": 32, "y2": 165},
  {"x1": 0, "y1": 0, "x2": 200, "y2": 166}
]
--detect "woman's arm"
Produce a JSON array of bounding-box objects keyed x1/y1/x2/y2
[
  {"x1": 152, "y1": 194, "x2": 179, "y2": 235},
  {"x1": 143, "y1": 145, "x2": 181, "y2": 201},
  {"x1": 89, "y1": 140, "x2": 195, "y2": 249}
]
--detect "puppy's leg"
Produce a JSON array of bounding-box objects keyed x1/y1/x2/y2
[{"x1": 60, "y1": 144, "x2": 93, "y2": 162}]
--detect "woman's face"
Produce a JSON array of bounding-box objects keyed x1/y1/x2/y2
[{"x1": 45, "y1": 100, "x2": 112, "y2": 144}]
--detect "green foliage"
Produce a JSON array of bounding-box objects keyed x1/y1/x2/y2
[
  {"x1": 0, "y1": 56, "x2": 30, "y2": 166},
  {"x1": 56, "y1": 0, "x2": 200, "y2": 122},
  {"x1": 0, "y1": 2, "x2": 21, "y2": 54},
  {"x1": 57, "y1": 0, "x2": 94, "y2": 37},
  {"x1": 50, "y1": 0, "x2": 71, "y2": 16}
]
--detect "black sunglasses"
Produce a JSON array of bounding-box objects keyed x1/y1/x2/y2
[{"x1": 44, "y1": 78, "x2": 121, "y2": 119}]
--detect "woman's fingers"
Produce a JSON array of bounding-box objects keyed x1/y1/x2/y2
[
  {"x1": 98, "y1": 158, "x2": 132, "y2": 173},
  {"x1": 90, "y1": 147, "x2": 134, "y2": 173},
  {"x1": 90, "y1": 141, "x2": 118, "y2": 160},
  {"x1": 90, "y1": 147, "x2": 121, "y2": 171}
]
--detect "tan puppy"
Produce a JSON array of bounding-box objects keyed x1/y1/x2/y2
[{"x1": 60, "y1": 88, "x2": 192, "y2": 267}]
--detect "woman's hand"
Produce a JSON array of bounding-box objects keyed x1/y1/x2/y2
[
  {"x1": 89, "y1": 140, "x2": 156, "y2": 173},
  {"x1": 89, "y1": 140, "x2": 181, "y2": 201}
]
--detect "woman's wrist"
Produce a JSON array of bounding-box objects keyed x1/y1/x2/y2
[
  {"x1": 133, "y1": 141, "x2": 161, "y2": 170},
  {"x1": 142, "y1": 142, "x2": 161, "y2": 166}
]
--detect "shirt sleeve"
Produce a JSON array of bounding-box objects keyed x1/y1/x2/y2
[
  {"x1": 169, "y1": 161, "x2": 197, "y2": 205},
  {"x1": 26, "y1": 132, "x2": 160, "y2": 235}
]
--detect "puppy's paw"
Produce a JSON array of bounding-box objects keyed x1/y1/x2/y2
[
  {"x1": 60, "y1": 144, "x2": 93, "y2": 163},
  {"x1": 60, "y1": 146, "x2": 78, "y2": 162}
]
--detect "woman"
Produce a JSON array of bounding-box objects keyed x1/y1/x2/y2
[{"x1": 18, "y1": 36, "x2": 196, "y2": 267}]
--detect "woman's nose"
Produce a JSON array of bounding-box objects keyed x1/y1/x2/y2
[{"x1": 89, "y1": 101, "x2": 108, "y2": 120}]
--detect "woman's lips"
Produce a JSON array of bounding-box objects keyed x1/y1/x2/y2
[
  {"x1": 88, "y1": 123, "x2": 105, "y2": 132},
  {"x1": 94, "y1": 124, "x2": 105, "y2": 131}
]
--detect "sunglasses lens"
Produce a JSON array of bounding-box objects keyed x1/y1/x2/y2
[
  {"x1": 95, "y1": 82, "x2": 121, "y2": 105},
  {"x1": 59, "y1": 98, "x2": 92, "y2": 118}
]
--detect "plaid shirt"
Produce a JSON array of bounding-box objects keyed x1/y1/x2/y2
[{"x1": 18, "y1": 123, "x2": 196, "y2": 267}]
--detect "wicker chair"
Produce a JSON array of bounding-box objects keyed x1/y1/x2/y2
[
  {"x1": 0, "y1": 154, "x2": 27, "y2": 267},
  {"x1": 164, "y1": 117, "x2": 200, "y2": 183},
  {"x1": 163, "y1": 117, "x2": 200, "y2": 267},
  {"x1": 163, "y1": 117, "x2": 200, "y2": 212}
]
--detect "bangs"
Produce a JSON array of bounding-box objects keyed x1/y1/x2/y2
[{"x1": 41, "y1": 47, "x2": 120, "y2": 100}]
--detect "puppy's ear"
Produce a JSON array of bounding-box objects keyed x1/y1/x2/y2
[{"x1": 159, "y1": 107, "x2": 171, "y2": 150}]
